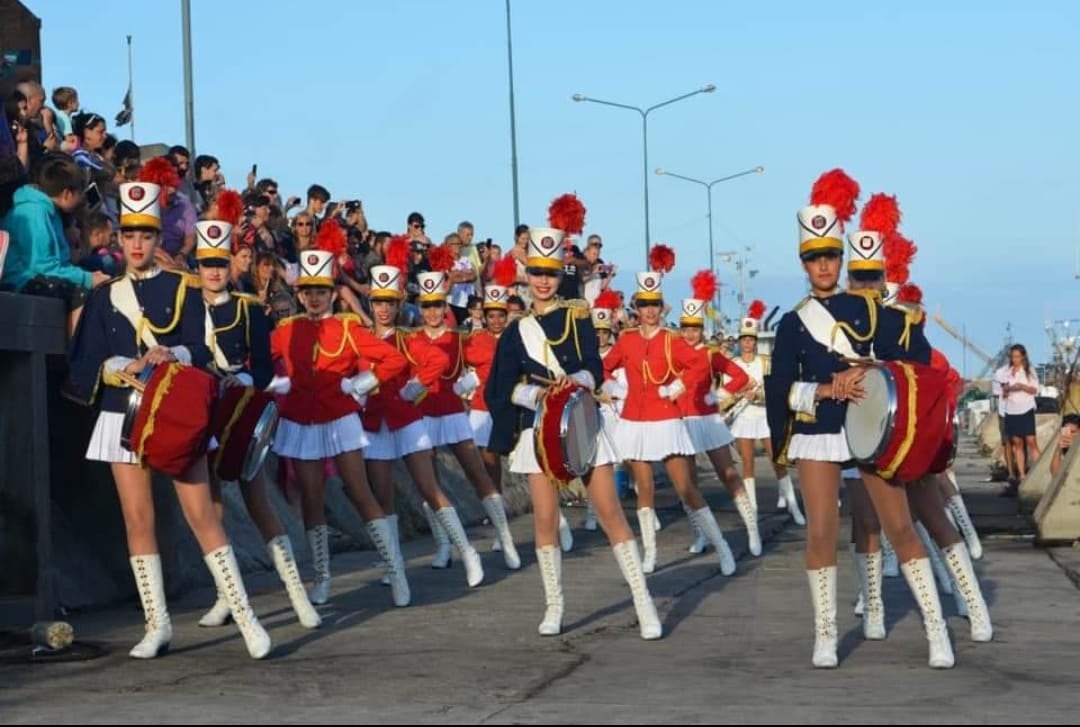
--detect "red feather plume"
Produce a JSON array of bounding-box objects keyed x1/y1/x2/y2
[
  {"x1": 385, "y1": 235, "x2": 410, "y2": 271},
  {"x1": 547, "y1": 193, "x2": 587, "y2": 235},
  {"x1": 593, "y1": 289, "x2": 621, "y2": 311},
  {"x1": 315, "y1": 218, "x2": 347, "y2": 258},
  {"x1": 883, "y1": 231, "x2": 917, "y2": 283},
  {"x1": 859, "y1": 193, "x2": 901, "y2": 236},
  {"x1": 690, "y1": 270, "x2": 717, "y2": 301},
  {"x1": 136, "y1": 157, "x2": 182, "y2": 205},
  {"x1": 493, "y1": 254, "x2": 517, "y2": 287},
  {"x1": 747, "y1": 299, "x2": 766, "y2": 320},
  {"x1": 215, "y1": 189, "x2": 243, "y2": 227},
  {"x1": 809, "y1": 168, "x2": 860, "y2": 223},
  {"x1": 897, "y1": 283, "x2": 923, "y2": 305},
  {"x1": 649, "y1": 243, "x2": 675, "y2": 273},
  {"x1": 427, "y1": 244, "x2": 455, "y2": 273}
]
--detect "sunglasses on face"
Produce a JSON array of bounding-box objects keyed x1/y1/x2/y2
[
  {"x1": 265, "y1": 188, "x2": 278, "y2": 195},
  {"x1": 295, "y1": 221, "x2": 312, "y2": 228},
  {"x1": 526, "y1": 268, "x2": 560, "y2": 278}
]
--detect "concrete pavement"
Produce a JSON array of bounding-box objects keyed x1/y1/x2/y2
[{"x1": 2, "y1": 449, "x2": 1079, "y2": 724}]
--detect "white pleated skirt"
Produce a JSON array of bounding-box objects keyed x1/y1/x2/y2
[
  {"x1": 685, "y1": 413, "x2": 735, "y2": 453},
  {"x1": 365, "y1": 419, "x2": 434, "y2": 461},
  {"x1": 86, "y1": 411, "x2": 139, "y2": 464},
  {"x1": 616, "y1": 418, "x2": 696, "y2": 462},
  {"x1": 469, "y1": 409, "x2": 493, "y2": 448},
  {"x1": 425, "y1": 413, "x2": 474, "y2": 448},
  {"x1": 788, "y1": 432, "x2": 851, "y2": 463},
  {"x1": 730, "y1": 404, "x2": 770, "y2": 440},
  {"x1": 509, "y1": 424, "x2": 618, "y2": 475},
  {"x1": 274, "y1": 414, "x2": 368, "y2": 460}
]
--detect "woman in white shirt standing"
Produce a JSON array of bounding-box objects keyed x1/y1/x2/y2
[{"x1": 997, "y1": 344, "x2": 1040, "y2": 485}]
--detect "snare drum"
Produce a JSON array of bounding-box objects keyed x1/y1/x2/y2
[
  {"x1": 120, "y1": 363, "x2": 218, "y2": 478},
  {"x1": 211, "y1": 386, "x2": 279, "y2": 482},
  {"x1": 844, "y1": 361, "x2": 954, "y2": 482},
  {"x1": 534, "y1": 385, "x2": 600, "y2": 488}
]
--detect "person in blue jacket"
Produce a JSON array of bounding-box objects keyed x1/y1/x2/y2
[
  {"x1": 67, "y1": 181, "x2": 272, "y2": 661},
  {"x1": 0, "y1": 153, "x2": 110, "y2": 332}
]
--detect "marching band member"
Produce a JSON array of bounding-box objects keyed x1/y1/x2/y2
[
  {"x1": 485, "y1": 199, "x2": 662, "y2": 640},
  {"x1": 411, "y1": 246, "x2": 519, "y2": 585},
  {"x1": 585, "y1": 289, "x2": 625, "y2": 531},
  {"x1": 271, "y1": 247, "x2": 412, "y2": 608},
  {"x1": 604, "y1": 245, "x2": 736, "y2": 576},
  {"x1": 676, "y1": 271, "x2": 761, "y2": 557},
  {"x1": 192, "y1": 212, "x2": 321, "y2": 630},
  {"x1": 465, "y1": 256, "x2": 518, "y2": 496},
  {"x1": 361, "y1": 241, "x2": 500, "y2": 590},
  {"x1": 68, "y1": 182, "x2": 271, "y2": 659},
  {"x1": 765, "y1": 170, "x2": 952, "y2": 669},
  {"x1": 875, "y1": 261, "x2": 993, "y2": 644},
  {"x1": 724, "y1": 300, "x2": 805, "y2": 525}
]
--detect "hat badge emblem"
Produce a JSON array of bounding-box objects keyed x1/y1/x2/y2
[
  {"x1": 306, "y1": 253, "x2": 319, "y2": 265},
  {"x1": 423, "y1": 279, "x2": 435, "y2": 291},
  {"x1": 811, "y1": 214, "x2": 827, "y2": 230},
  {"x1": 129, "y1": 186, "x2": 146, "y2": 202},
  {"x1": 859, "y1": 235, "x2": 875, "y2": 250},
  {"x1": 541, "y1": 236, "x2": 555, "y2": 251},
  {"x1": 208, "y1": 225, "x2": 222, "y2": 240},
  {"x1": 644, "y1": 276, "x2": 656, "y2": 289},
  {"x1": 377, "y1": 272, "x2": 390, "y2": 284}
]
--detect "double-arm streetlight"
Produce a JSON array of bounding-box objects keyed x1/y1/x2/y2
[
  {"x1": 654, "y1": 166, "x2": 764, "y2": 274},
  {"x1": 572, "y1": 85, "x2": 716, "y2": 267}
]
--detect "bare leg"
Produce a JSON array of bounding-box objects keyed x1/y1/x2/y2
[
  {"x1": 1024, "y1": 434, "x2": 1040, "y2": 475},
  {"x1": 238, "y1": 471, "x2": 286, "y2": 541},
  {"x1": 334, "y1": 449, "x2": 385, "y2": 522},
  {"x1": 737, "y1": 438, "x2": 756, "y2": 480},
  {"x1": 450, "y1": 439, "x2": 498, "y2": 499},
  {"x1": 480, "y1": 447, "x2": 503, "y2": 493},
  {"x1": 112, "y1": 463, "x2": 158, "y2": 555},
  {"x1": 707, "y1": 446, "x2": 747, "y2": 499},
  {"x1": 584, "y1": 464, "x2": 633, "y2": 544},
  {"x1": 1011, "y1": 436, "x2": 1026, "y2": 478},
  {"x1": 707, "y1": 446, "x2": 761, "y2": 556}
]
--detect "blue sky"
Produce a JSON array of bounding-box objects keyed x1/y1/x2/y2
[{"x1": 32, "y1": 0, "x2": 1080, "y2": 372}]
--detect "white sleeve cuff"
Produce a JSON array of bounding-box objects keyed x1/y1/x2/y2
[
  {"x1": 234, "y1": 372, "x2": 254, "y2": 387},
  {"x1": 170, "y1": 346, "x2": 192, "y2": 365},
  {"x1": 667, "y1": 378, "x2": 686, "y2": 400},
  {"x1": 104, "y1": 356, "x2": 135, "y2": 375},
  {"x1": 569, "y1": 370, "x2": 595, "y2": 391},
  {"x1": 512, "y1": 383, "x2": 543, "y2": 411},
  {"x1": 352, "y1": 370, "x2": 379, "y2": 396},
  {"x1": 601, "y1": 379, "x2": 627, "y2": 399},
  {"x1": 788, "y1": 382, "x2": 818, "y2": 414},
  {"x1": 265, "y1": 375, "x2": 291, "y2": 394}
]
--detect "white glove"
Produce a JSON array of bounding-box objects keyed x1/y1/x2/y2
[
  {"x1": 342, "y1": 370, "x2": 379, "y2": 399},
  {"x1": 658, "y1": 379, "x2": 686, "y2": 401},
  {"x1": 399, "y1": 377, "x2": 427, "y2": 404},
  {"x1": 601, "y1": 379, "x2": 628, "y2": 400},
  {"x1": 265, "y1": 375, "x2": 291, "y2": 395},
  {"x1": 704, "y1": 390, "x2": 718, "y2": 406},
  {"x1": 452, "y1": 370, "x2": 480, "y2": 397}
]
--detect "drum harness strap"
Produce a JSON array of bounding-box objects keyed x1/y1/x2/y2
[
  {"x1": 207, "y1": 296, "x2": 247, "y2": 373},
  {"x1": 110, "y1": 272, "x2": 188, "y2": 354}
]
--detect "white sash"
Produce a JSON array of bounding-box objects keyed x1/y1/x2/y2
[
  {"x1": 519, "y1": 315, "x2": 566, "y2": 378},
  {"x1": 796, "y1": 297, "x2": 859, "y2": 359},
  {"x1": 110, "y1": 276, "x2": 160, "y2": 350},
  {"x1": 205, "y1": 308, "x2": 234, "y2": 372}
]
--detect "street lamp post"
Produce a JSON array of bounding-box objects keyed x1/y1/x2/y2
[
  {"x1": 572, "y1": 85, "x2": 716, "y2": 267},
  {"x1": 655, "y1": 166, "x2": 763, "y2": 331}
]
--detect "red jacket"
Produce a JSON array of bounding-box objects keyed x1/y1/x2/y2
[
  {"x1": 362, "y1": 327, "x2": 448, "y2": 432},
  {"x1": 603, "y1": 328, "x2": 709, "y2": 422},
  {"x1": 679, "y1": 344, "x2": 750, "y2": 418},
  {"x1": 270, "y1": 314, "x2": 408, "y2": 425},
  {"x1": 412, "y1": 328, "x2": 467, "y2": 417},
  {"x1": 930, "y1": 348, "x2": 963, "y2": 408},
  {"x1": 463, "y1": 330, "x2": 499, "y2": 412}
]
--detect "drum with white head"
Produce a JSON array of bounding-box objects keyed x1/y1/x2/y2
[{"x1": 845, "y1": 366, "x2": 899, "y2": 462}]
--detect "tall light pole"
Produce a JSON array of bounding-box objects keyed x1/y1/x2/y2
[
  {"x1": 715, "y1": 246, "x2": 756, "y2": 331},
  {"x1": 505, "y1": 0, "x2": 520, "y2": 227},
  {"x1": 572, "y1": 84, "x2": 716, "y2": 267},
  {"x1": 656, "y1": 166, "x2": 763, "y2": 333},
  {"x1": 181, "y1": 0, "x2": 195, "y2": 157}
]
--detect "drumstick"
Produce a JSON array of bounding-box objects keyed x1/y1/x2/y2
[
  {"x1": 114, "y1": 370, "x2": 147, "y2": 392},
  {"x1": 530, "y1": 374, "x2": 558, "y2": 386}
]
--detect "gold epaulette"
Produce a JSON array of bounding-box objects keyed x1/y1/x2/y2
[
  {"x1": 336, "y1": 312, "x2": 367, "y2": 325},
  {"x1": 275, "y1": 313, "x2": 304, "y2": 327},
  {"x1": 168, "y1": 269, "x2": 201, "y2": 288},
  {"x1": 560, "y1": 298, "x2": 591, "y2": 320},
  {"x1": 231, "y1": 292, "x2": 261, "y2": 305}
]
